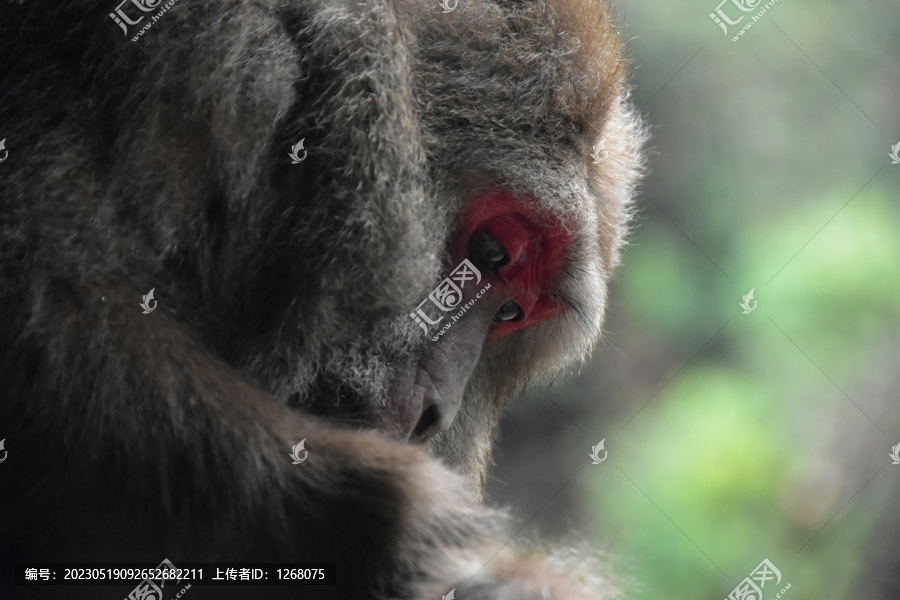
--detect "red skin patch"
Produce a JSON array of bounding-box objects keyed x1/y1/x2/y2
[{"x1": 451, "y1": 188, "x2": 571, "y2": 340}]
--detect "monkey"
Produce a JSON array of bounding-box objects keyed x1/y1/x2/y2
[{"x1": 0, "y1": 0, "x2": 646, "y2": 597}]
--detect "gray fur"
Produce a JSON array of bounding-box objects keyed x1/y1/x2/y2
[{"x1": 0, "y1": 0, "x2": 646, "y2": 597}]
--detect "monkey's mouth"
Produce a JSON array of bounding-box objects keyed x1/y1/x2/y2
[
  {"x1": 294, "y1": 376, "x2": 376, "y2": 430},
  {"x1": 295, "y1": 369, "x2": 442, "y2": 443}
]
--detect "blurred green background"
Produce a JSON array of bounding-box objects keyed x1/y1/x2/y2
[{"x1": 485, "y1": 2, "x2": 900, "y2": 599}]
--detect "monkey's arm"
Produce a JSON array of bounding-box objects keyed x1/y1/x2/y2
[{"x1": 1, "y1": 284, "x2": 602, "y2": 599}]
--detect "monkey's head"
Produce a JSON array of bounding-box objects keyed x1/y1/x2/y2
[{"x1": 236, "y1": 0, "x2": 646, "y2": 489}]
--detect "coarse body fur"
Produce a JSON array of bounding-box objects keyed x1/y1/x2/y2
[{"x1": 0, "y1": 0, "x2": 645, "y2": 598}]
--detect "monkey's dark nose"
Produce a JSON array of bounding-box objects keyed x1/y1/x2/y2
[
  {"x1": 380, "y1": 362, "x2": 462, "y2": 443},
  {"x1": 404, "y1": 366, "x2": 464, "y2": 444},
  {"x1": 410, "y1": 396, "x2": 444, "y2": 443}
]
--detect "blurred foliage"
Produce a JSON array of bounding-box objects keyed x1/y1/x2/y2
[{"x1": 582, "y1": 1, "x2": 900, "y2": 599}]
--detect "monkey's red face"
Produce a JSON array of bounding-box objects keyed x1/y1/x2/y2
[
  {"x1": 454, "y1": 188, "x2": 572, "y2": 340},
  {"x1": 379, "y1": 188, "x2": 573, "y2": 444}
]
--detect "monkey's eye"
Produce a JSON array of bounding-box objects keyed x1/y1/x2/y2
[
  {"x1": 493, "y1": 301, "x2": 524, "y2": 323},
  {"x1": 471, "y1": 229, "x2": 509, "y2": 270}
]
